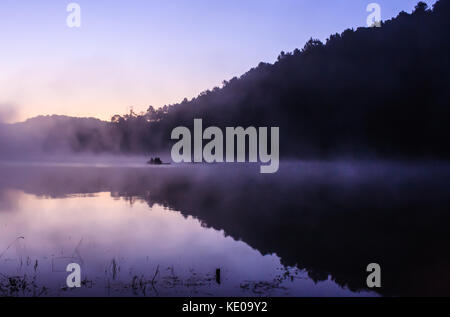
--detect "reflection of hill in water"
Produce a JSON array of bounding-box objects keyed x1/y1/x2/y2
[{"x1": 1, "y1": 162, "x2": 450, "y2": 296}]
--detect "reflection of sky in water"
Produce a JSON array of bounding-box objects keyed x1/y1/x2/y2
[{"x1": 0, "y1": 190, "x2": 374, "y2": 297}]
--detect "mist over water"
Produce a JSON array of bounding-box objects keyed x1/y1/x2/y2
[{"x1": 1, "y1": 160, "x2": 449, "y2": 296}]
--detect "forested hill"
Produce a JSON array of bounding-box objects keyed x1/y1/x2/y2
[{"x1": 2, "y1": 1, "x2": 450, "y2": 159}]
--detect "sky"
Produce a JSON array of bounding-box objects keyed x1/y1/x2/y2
[{"x1": 0, "y1": 0, "x2": 438, "y2": 123}]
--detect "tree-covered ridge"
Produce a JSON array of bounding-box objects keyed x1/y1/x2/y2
[{"x1": 106, "y1": 0, "x2": 450, "y2": 158}]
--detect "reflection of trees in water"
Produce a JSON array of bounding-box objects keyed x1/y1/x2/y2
[{"x1": 1, "y1": 163, "x2": 450, "y2": 296}]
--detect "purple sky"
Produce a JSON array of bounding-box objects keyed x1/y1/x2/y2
[{"x1": 0, "y1": 0, "x2": 437, "y2": 122}]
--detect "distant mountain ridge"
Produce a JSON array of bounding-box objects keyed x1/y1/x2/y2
[{"x1": 0, "y1": 115, "x2": 115, "y2": 157}]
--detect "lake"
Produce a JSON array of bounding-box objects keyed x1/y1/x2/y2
[{"x1": 0, "y1": 160, "x2": 449, "y2": 296}]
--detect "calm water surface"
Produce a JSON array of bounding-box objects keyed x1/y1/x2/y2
[{"x1": 1, "y1": 160, "x2": 449, "y2": 297}]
